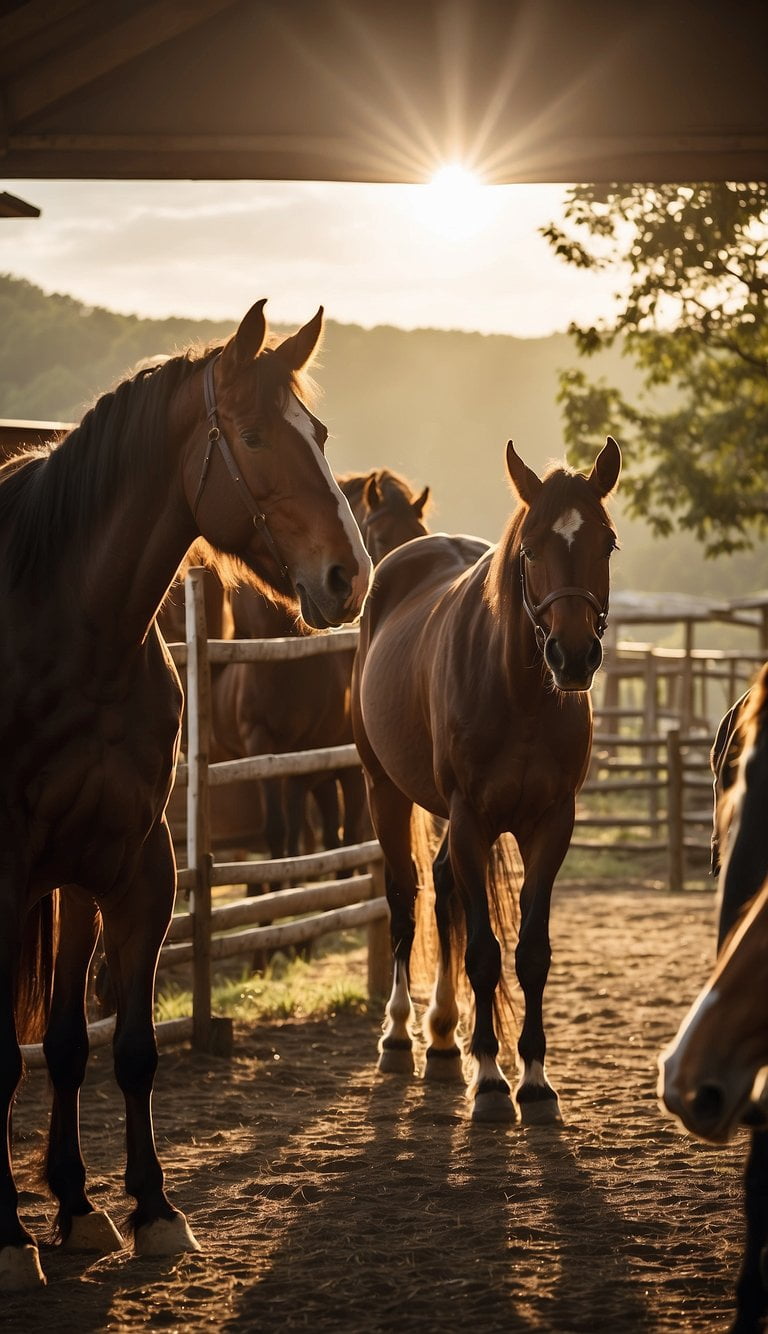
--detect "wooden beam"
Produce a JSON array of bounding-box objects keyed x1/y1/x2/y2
[
  {"x1": 5, "y1": 0, "x2": 240, "y2": 124},
  {"x1": 0, "y1": 0, "x2": 90, "y2": 50}
]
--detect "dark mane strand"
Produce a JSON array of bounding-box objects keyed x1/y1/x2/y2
[
  {"x1": 0, "y1": 348, "x2": 220, "y2": 588},
  {"x1": 0, "y1": 339, "x2": 314, "y2": 594}
]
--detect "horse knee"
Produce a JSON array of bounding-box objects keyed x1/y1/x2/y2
[
  {"x1": 44, "y1": 1023, "x2": 88, "y2": 1088},
  {"x1": 515, "y1": 938, "x2": 551, "y2": 991},
  {"x1": 114, "y1": 1029, "x2": 158, "y2": 1096},
  {"x1": 465, "y1": 931, "x2": 501, "y2": 996}
]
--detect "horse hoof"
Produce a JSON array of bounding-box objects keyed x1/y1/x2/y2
[
  {"x1": 135, "y1": 1213, "x2": 201, "y2": 1256},
  {"x1": 424, "y1": 1047, "x2": 465, "y2": 1084},
  {"x1": 63, "y1": 1210, "x2": 125, "y2": 1253},
  {"x1": 0, "y1": 1244, "x2": 46, "y2": 1290},
  {"x1": 472, "y1": 1090, "x2": 518, "y2": 1124},
  {"x1": 377, "y1": 1045, "x2": 414, "y2": 1076},
  {"x1": 518, "y1": 1094, "x2": 563, "y2": 1126}
]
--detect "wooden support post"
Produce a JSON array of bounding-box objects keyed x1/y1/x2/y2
[
  {"x1": 186, "y1": 568, "x2": 214, "y2": 1051},
  {"x1": 666, "y1": 726, "x2": 684, "y2": 892},
  {"x1": 366, "y1": 859, "x2": 391, "y2": 999}
]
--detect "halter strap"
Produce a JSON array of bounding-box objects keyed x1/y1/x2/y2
[
  {"x1": 192, "y1": 356, "x2": 290, "y2": 581},
  {"x1": 519, "y1": 551, "x2": 609, "y2": 650}
]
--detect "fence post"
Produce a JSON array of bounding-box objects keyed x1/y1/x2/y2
[
  {"x1": 666, "y1": 726, "x2": 685, "y2": 892},
  {"x1": 186, "y1": 569, "x2": 214, "y2": 1050},
  {"x1": 366, "y1": 859, "x2": 391, "y2": 999}
]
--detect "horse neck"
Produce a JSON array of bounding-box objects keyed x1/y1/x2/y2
[
  {"x1": 81, "y1": 370, "x2": 200, "y2": 650},
  {"x1": 484, "y1": 525, "x2": 546, "y2": 698}
]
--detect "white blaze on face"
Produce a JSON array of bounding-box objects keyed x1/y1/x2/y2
[
  {"x1": 552, "y1": 506, "x2": 584, "y2": 549},
  {"x1": 282, "y1": 390, "x2": 372, "y2": 609}
]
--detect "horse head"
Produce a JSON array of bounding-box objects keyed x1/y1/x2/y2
[
  {"x1": 358, "y1": 470, "x2": 430, "y2": 563},
  {"x1": 507, "y1": 437, "x2": 621, "y2": 691},
  {"x1": 184, "y1": 300, "x2": 371, "y2": 629}
]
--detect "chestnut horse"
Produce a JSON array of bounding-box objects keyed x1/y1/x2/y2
[
  {"x1": 0, "y1": 300, "x2": 371, "y2": 1290},
  {"x1": 661, "y1": 664, "x2": 768, "y2": 1331},
  {"x1": 352, "y1": 437, "x2": 620, "y2": 1123},
  {"x1": 211, "y1": 468, "x2": 431, "y2": 862}
]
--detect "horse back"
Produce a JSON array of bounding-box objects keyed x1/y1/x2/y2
[{"x1": 363, "y1": 532, "x2": 490, "y2": 642}]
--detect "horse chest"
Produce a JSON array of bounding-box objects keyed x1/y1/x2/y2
[{"x1": 3, "y1": 653, "x2": 181, "y2": 889}]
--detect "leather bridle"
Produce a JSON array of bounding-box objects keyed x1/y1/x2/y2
[
  {"x1": 519, "y1": 550, "x2": 609, "y2": 651},
  {"x1": 192, "y1": 354, "x2": 290, "y2": 582}
]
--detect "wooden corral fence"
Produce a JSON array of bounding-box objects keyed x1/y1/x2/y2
[
  {"x1": 21, "y1": 569, "x2": 390, "y2": 1065},
  {"x1": 578, "y1": 642, "x2": 765, "y2": 890},
  {"x1": 20, "y1": 570, "x2": 766, "y2": 1067},
  {"x1": 171, "y1": 570, "x2": 390, "y2": 1052}
]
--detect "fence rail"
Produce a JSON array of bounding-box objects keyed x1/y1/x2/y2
[{"x1": 22, "y1": 570, "x2": 756, "y2": 1064}]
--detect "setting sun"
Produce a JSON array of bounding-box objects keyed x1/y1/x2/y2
[{"x1": 408, "y1": 162, "x2": 502, "y2": 241}]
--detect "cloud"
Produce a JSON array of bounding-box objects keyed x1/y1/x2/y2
[{"x1": 0, "y1": 179, "x2": 622, "y2": 336}]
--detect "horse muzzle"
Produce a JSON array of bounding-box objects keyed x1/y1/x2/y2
[
  {"x1": 544, "y1": 634, "x2": 603, "y2": 692},
  {"x1": 295, "y1": 559, "x2": 370, "y2": 629}
]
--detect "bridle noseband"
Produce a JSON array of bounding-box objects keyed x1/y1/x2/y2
[
  {"x1": 192, "y1": 355, "x2": 290, "y2": 582},
  {"x1": 519, "y1": 550, "x2": 609, "y2": 651}
]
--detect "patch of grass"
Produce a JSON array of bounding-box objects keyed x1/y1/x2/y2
[{"x1": 155, "y1": 944, "x2": 370, "y2": 1024}]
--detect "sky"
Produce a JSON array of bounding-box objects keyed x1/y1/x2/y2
[{"x1": 0, "y1": 175, "x2": 623, "y2": 339}]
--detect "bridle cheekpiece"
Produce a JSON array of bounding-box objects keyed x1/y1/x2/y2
[
  {"x1": 519, "y1": 550, "x2": 609, "y2": 651},
  {"x1": 192, "y1": 354, "x2": 290, "y2": 582}
]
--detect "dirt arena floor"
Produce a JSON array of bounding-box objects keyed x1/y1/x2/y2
[{"x1": 6, "y1": 884, "x2": 752, "y2": 1333}]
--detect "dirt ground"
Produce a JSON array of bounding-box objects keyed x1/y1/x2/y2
[{"x1": 6, "y1": 884, "x2": 751, "y2": 1334}]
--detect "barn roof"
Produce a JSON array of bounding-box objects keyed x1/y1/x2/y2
[{"x1": 2, "y1": 0, "x2": 767, "y2": 186}]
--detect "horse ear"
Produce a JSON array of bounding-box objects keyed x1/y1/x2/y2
[
  {"x1": 232, "y1": 298, "x2": 268, "y2": 363},
  {"x1": 363, "y1": 472, "x2": 382, "y2": 511},
  {"x1": 588, "y1": 436, "x2": 621, "y2": 497},
  {"x1": 274, "y1": 306, "x2": 324, "y2": 371},
  {"x1": 506, "y1": 441, "x2": 542, "y2": 505},
  {"x1": 412, "y1": 485, "x2": 430, "y2": 517}
]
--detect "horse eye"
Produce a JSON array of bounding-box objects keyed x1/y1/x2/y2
[
  {"x1": 522, "y1": 545, "x2": 536, "y2": 562},
  {"x1": 241, "y1": 430, "x2": 267, "y2": 451}
]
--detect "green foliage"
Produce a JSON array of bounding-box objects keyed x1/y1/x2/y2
[{"x1": 543, "y1": 184, "x2": 768, "y2": 556}]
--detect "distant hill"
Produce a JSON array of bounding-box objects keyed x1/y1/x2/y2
[{"x1": 1, "y1": 273, "x2": 766, "y2": 624}]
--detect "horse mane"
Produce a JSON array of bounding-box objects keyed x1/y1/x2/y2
[
  {"x1": 0, "y1": 340, "x2": 312, "y2": 594},
  {"x1": 485, "y1": 465, "x2": 617, "y2": 619}
]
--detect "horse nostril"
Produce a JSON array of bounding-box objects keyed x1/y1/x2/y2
[
  {"x1": 586, "y1": 637, "x2": 603, "y2": 674},
  {"x1": 327, "y1": 564, "x2": 352, "y2": 601},
  {"x1": 691, "y1": 1082, "x2": 726, "y2": 1127},
  {"x1": 544, "y1": 636, "x2": 565, "y2": 673}
]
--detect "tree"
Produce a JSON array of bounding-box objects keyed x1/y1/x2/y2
[{"x1": 542, "y1": 183, "x2": 768, "y2": 555}]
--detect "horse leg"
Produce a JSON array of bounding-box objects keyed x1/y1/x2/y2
[
  {"x1": 101, "y1": 821, "x2": 199, "y2": 1255},
  {"x1": 0, "y1": 889, "x2": 49, "y2": 1290},
  {"x1": 731, "y1": 1130, "x2": 768, "y2": 1332},
  {"x1": 311, "y1": 777, "x2": 341, "y2": 850},
  {"x1": 424, "y1": 831, "x2": 463, "y2": 1085},
  {"x1": 366, "y1": 773, "x2": 418, "y2": 1076},
  {"x1": 514, "y1": 799, "x2": 575, "y2": 1125},
  {"x1": 43, "y1": 888, "x2": 124, "y2": 1253},
  {"x1": 448, "y1": 801, "x2": 515, "y2": 1123}
]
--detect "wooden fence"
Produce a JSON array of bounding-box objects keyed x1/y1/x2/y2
[
  {"x1": 22, "y1": 570, "x2": 390, "y2": 1065},
  {"x1": 22, "y1": 573, "x2": 761, "y2": 1065}
]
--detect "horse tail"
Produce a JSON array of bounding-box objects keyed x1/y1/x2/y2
[
  {"x1": 485, "y1": 835, "x2": 521, "y2": 1057},
  {"x1": 15, "y1": 891, "x2": 59, "y2": 1046},
  {"x1": 410, "y1": 806, "x2": 442, "y2": 1001},
  {"x1": 410, "y1": 810, "x2": 520, "y2": 1054}
]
